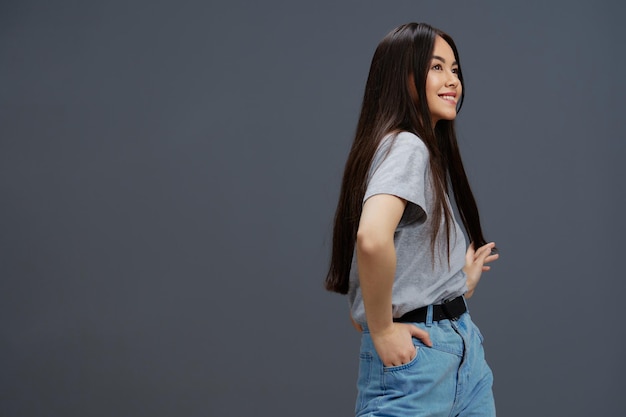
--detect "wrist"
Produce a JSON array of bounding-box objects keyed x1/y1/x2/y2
[{"x1": 367, "y1": 319, "x2": 394, "y2": 336}]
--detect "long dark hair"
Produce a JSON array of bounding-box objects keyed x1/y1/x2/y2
[{"x1": 325, "y1": 22, "x2": 488, "y2": 294}]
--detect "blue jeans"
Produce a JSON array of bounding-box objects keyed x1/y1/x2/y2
[{"x1": 356, "y1": 309, "x2": 495, "y2": 417}]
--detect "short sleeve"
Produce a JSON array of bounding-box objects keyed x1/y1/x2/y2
[{"x1": 364, "y1": 132, "x2": 429, "y2": 225}]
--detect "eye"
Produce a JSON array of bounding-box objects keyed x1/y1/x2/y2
[
  {"x1": 431, "y1": 64, "x2": 442, "y2": 71},
  {"x1": 452, "y1": 67, "x2": 460, "y2": 74}
]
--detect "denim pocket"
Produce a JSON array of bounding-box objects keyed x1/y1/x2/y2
[
  {"x1": 381, "y1": 345, "x2": 427, "y2": 396},
  {"x1": 355, "y1": 352, "x2": 373, "y2": 414},
  {"x1": 382, "y1": 345, "x2": 421, "y2": 372}
]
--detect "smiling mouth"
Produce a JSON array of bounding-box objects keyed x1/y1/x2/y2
[{"x1": 439, "y1": 95, "x2": 456, "y2": 103}]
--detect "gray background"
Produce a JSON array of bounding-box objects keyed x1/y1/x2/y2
[{"x1": 1, "y1": 0, "x2": 624, "y2": 416}]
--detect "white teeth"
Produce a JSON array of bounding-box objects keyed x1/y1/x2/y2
[{"x1": 439, "y1": 95, "x2": 455, "y2": 102}]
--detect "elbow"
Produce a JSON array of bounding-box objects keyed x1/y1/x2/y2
[{"x1": 356, "y1": 227, "x2": 393, "y2": 256}]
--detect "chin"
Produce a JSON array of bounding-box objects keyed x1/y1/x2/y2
[{"x1": 434, "y1": 115, "x2": 457, "y2": 124}]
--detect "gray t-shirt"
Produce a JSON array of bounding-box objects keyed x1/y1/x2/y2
[{"x1": 348, "y1": 131, "x2": 468, "y2": 325}]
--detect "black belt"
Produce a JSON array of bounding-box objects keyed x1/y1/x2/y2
[{"x1": 393, "y1": 296, "x2": 466, "y2": 323}]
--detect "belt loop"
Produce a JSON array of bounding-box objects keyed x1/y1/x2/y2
[{"x1": 425, "y1": 304, "x2": 433, "y2": 327}]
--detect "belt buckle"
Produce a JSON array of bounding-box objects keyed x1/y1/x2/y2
[{"x1": 442, "y1": 297, "x2": 459, "y2": 321}]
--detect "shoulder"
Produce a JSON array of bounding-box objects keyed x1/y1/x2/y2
[
  {"x1": 368, "y1": 131, "x2": 430, "y2": 179},
  {"x1": 379, "y1": 131, "x2": 428, "y2": 156},
  {"x1": 377, "y1": 131, "x2": 429, "y2": 159},
  {"x1": 394, "y1": 131, "x2": 428, "y2": 152}
]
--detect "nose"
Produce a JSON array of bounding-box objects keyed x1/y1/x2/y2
[
  {"x1": 445, "y1": 70, "x2": 459, "y2": 87},
  {"x1": 446, "y1": 70, "x2": 461, "y2": 87}
]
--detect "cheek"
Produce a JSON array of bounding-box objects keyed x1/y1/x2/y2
[{"x1": 425, "y1": 76, "x2": 438, "y2": 95}]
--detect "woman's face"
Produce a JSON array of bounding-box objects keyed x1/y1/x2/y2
[{"x1": 425, "y1": 36, "x2": 462, "y2": 125}]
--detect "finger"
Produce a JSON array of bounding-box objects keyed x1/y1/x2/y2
[
  {"x1": 483, "y1": 254, "x2": 499, "y2": 265},
  {"x1": 402, "y1": 347, "x2": 416, "y2": 364},
  {"x1": 476, "y1": 244, "x2": 497, "y2": 263},
  {"x1": 479, "y1": 242, "x2": 496, "y2": 255},
  {"x1": 472, "y1": 243, "x2": 493, "y2": 261},
  {"x1": 409, "y1": 325, "x2": 432, "y2": 347},
  {"x1": 479, "y1": 242, "x2": 496, "y2": 251},
  {"x1": 482, "y1": 266, "x2": 491, "y2": 271},
  {"x1": 466, "y1": 242, "x2": 476, "y2": 253}
]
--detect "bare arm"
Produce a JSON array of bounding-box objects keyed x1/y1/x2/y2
[{"x1": 357, "y1": 194, "x2": 432, "y2": 366}]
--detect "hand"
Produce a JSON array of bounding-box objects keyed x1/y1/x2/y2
[
  {"x1": 464, "y1": 242, "x2": 499, "y2": 298},
  {"x1": 370, "y1": 323, "x2": 432, "y2": 367}
]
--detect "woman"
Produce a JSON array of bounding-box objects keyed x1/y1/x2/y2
[{"x1": 325, "y1": 23, "x2": 499, "y2": 416}]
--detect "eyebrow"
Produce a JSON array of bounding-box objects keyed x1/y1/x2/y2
[{"x1": 432, "y1": 55, "x2": 458, "y2": 66}]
